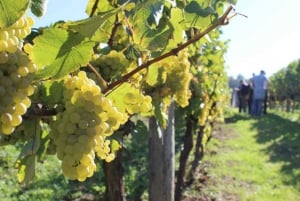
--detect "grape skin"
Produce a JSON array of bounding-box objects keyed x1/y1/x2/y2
[
  {"x1": 49, "y1": 71, "x2": 126, "y2": 181},
  {"x1": 0, "y1": 16, "x2": 35, "y2": 135}
]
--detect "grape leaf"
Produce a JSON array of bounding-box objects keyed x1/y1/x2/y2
[
  {"x1": 40, "y1": 80, "x2": 64, "y2": 105},
  {"x1": 169, "y1": 8, "x2": 184, "y2": 44},
  {"x1": 66, "y1": 11, "x2": 116, "y2": 39},
  {"x1": 107, "y1": 82, "x2": 132, "y2": 113},
  {"x1": 131, "y1": 1, "x2": 165, "y2": 48},
  {"x1": 19, "y1": 120, "x2": 41, "y2": 158},
  {"x1": 0, "y1": 0, "x2": 29, "y2": 28},
  {"x1": 30, "y1": 28, "x2": 95, "y2": 79},
  {"x1": 86, "y1": 0, "x2": 114, "y2": 16},
  {"x1": 30, "y1": 0, "x2": 48, "y2": 17},
  {"x1": 67, "y1": 2, "x2": 134, "y2": 39},
  {"x1": 184, "y1": 1, "x2": 217, "y2": 29},
  {"x1": 16, "y1": 155, "x2": 36, "y2": 185},
  {"x1": 111, "y1": 139, "x2": 121, "y2": 153},
  {"x1": 143, "y1": 28, "x2": 172, "y2": 52}
]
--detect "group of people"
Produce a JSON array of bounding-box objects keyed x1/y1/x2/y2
[{"x1": 237, "y1": 70, "x2": 268, "y2": 116}]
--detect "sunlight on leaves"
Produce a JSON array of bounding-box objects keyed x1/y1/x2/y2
[
  {"x1": 29, "y1": 28, "x2": 95, "y2": 79},
  {"x1": 0, "y1": 0, "x2": 29, "y2": 28}
]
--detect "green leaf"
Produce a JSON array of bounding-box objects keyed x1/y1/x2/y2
[
  {"x1": 169, "y1": 8, "x2": 184, "y2": 43},
  {"x1": 66, "y1": 11, "x2": 116, "y2": 39},
  {"x1": 0, "y1": 0, "x2": 29, "y2": 28},
  {"x1": 185, "y1": 1, "x2": 215, "y2": 16},
  {"x1": 40, "y1": 80, "x2": 64, "y2": 105},
  {"x1": 107, "y1": 82, "x2": 133, "y2": 113},
  {"x1": 145, "y1": 63, "x2": 166, "y2": 87},
  {"x1": 153, "y1": 99, "x2": 168, "y2": 129},
  {"x1": 131, "y1": 1, "x2": 164, "y2": 44},
  {"x1": 124, "y1": 44, "x2": 142, "y2": 60},
  {"x1": 16, "y1": 155, "x2": 36, "y2": 185},
  {"x1": 86, "y1": 0, "x2": 114, "y2": 16},
  {"x1": 143, "y1": 28, "x2": 172, "y2": 52},
  {"x1": 19, "y1": 120, "x2": 41, "y2": 159},
  {"x1": 111, "y1": 139, "x2": 121, "y2": 153},
  {"x1": 184, "y1": 1, "x2": 217, "y2": 29},
  {"x1": 68, "y1": 2, "x2": 133, "y2": 39},
  {"x1": 30, "y1": 0, "x2": 48, "y2": 17},
  {"x1": 30, "y1": 28, "x2": 95, "y2": 79}
]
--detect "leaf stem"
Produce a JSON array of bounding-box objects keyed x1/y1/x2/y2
[
  {"x1": 102, "y1": 5, "x2": 234, "y2": 94},
  {"x1": 108, "y1": 15, "x2": 121, "y2": 48},
  {"x1": 87, "y1": 63, "x2": 108, "y2": 90},
  {"x1": 89, "y1": 0, "x2": 100, "y2": 17}
]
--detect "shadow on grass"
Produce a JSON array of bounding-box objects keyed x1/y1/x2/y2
[
  {"x1": 225, "y1": 113, "x2": 252, "y2": 124},
  {"x1": 224, "y1": 112, "x2": 300, "y2": 188},
  {"x1": 250, "y1": 113, "x2": 300, "y2": 188}
]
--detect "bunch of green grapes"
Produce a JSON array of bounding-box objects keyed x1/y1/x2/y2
[
  {"x1": 159, "y1": 49, "x2": 192, "y2": 108},
  {"x1": 110, "y1": 24, "x2": 129, "y2": 51},
  {"x1": 0, "y1": 16, "x2": 36, "y2": 135},
  {"x1": 0, "y1": 16, "x2": 34, "y2": 53},
  {"x1": 49, "y1": 71, "x2": 126, "y2": 181},
  {"x1": 90, "y1": 50, "x2": 130, "y2": 81},
  {"x1": 123, "y1": 89, "x2": 153, "y2": 115}
]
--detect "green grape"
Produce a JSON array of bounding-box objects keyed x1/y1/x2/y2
[
  {"x1": 122, "y1": 89, "x2": 153, "y2": 115},
  {"x1": 0, "y1": 16, "x2": 34, "y2": 54},
  {"x1": 14, "y1": 102, "x2": 27, "y2": 115},
  {"x1": 110, "y1": 24, "x2": 129, "y2": 51},
  {"x1": 17, "y1": 66, "x2": 29, "y2": 77},
  {"x1": 1, "y1": 113, "x2": 12, "y2": 124},
  {"x1": 11, "y1": 114, "x2": 22, "y2": 127},
  {"x1": 1, "y1": 124, "x2": 15, "y2": 135},
  {"x1": 89, "y1": 50, "x2": 130, "y2": 81},
  {"x1": 0, "y1": 40, "x2": 8, "y2": 52},
  {"x1": 0, "y1": 31, "x2": 9, "y2": 40},
  {"x1": 0, "y1": 15, "x2": 36, "y2": 135},
  {"x1": 0, "y1": 51, "x2": 36, "y2": 135},
  {"x1": 0, "y1": 52, "x2": 9, "y2": 63},
  {"x1": 158, "y1": 48, "x2": 192, "y2": 108},
  {"x1": 49, "y1": 71, "x2": 127, "y2": 181}
]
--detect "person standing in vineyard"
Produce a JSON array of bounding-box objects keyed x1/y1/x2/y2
[
  {"x1": 237, "y1": 80, "x2": 250, "y2": 113},
  {"x1": 263, "y1": 75, "x2": 269, "y2": 114},
  {"x1": 251, "y1": 70, "x2": 268, "y2": 116},
  {"x1": 247, "y1": 79, "x2": 253, "y2": 114}
]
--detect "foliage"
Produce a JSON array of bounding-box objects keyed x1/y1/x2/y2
[
  {"x1": 269, "y1": 59, "x2": 300, "y2": 101},
  {"x1": 0, "y1": 1, "x2": 236, "y2": 198},
  {"x1": 196, "y1": 111, "x2": 300, "y2": 201}
]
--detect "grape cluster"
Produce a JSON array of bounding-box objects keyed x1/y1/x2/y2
[
  {"x1": 110, "y1": 25, "x2": 129, "y2": 51},
  {"x1": 164, "y1": 49, "x2": 192, "y2": 107},
  {"x1": 123, "y1": 90, "x2": 152, "y2": 115},
  {"x1": 90, "y1": 50, "x2": 130, "y2": 81},
  {"x1": 156, "y1": 49, "x2": 192, "y2": 108},
  {"x1": 0, "y1": 17, "x2": 34, "y2": 53},
  {"x1": 0, "y1": 16, "x2": 36, "y2": 135},
  {"x1": 49, "y1": 71, "x2": 126, "y2": 181}
]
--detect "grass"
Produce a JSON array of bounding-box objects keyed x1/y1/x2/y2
[
  {"x1": 196, "y1": 110, "x2": 300, "y2": 201},
  {"x1": 1, "y1": 110, "x2": 300, "y2": 200}
]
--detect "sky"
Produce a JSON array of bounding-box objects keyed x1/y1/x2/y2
[
  {"x1": 30, "y1": 0, "x2": 300, "y2": 79},
  {"x1": 221, "y1": 0, "x2": 300, "y2": 79}
]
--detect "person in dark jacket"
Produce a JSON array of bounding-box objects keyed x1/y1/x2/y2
[{"x1": 237, "y1": 80, "x2": 250, "y2": 113}]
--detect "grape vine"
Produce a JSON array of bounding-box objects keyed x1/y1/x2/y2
[{"x1": 0, "y1": 1, "x2": 237, "y2": 195}]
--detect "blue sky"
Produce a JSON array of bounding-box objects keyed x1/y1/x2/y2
[
  {"x1": 31, "y1": 0, "x2": 300, "y2": 79},
  {"x1": 221, "y1": 0, "x2": 300, "y2": 79}
]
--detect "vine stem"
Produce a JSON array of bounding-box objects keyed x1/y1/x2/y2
[
  {"x1": 87, "y1": 63, "x2": 108, "y2": 89},
  {"x1": 89, "y1": 0, "x2": 100, "y2": 17},
  {"x1": 102, "y1": 5, "x2": 234, "y2": 94}
]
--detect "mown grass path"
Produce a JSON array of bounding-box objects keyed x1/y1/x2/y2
[{"x1": 196, "y1": 111, "x2": 300, "y2": 201}]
